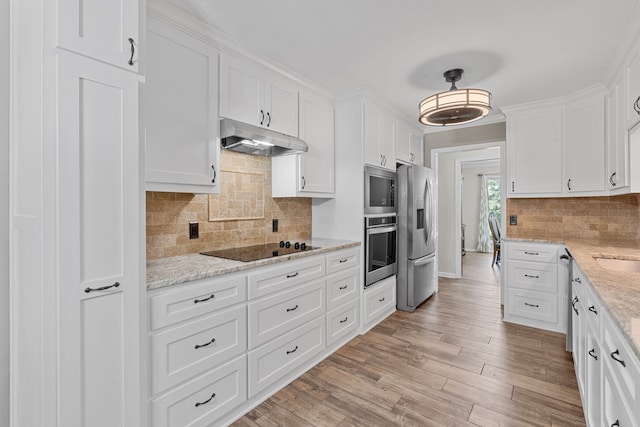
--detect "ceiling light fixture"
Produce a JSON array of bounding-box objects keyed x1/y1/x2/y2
[{"x1": 418, "y1": 68, "x2": 492, "y2": 126}]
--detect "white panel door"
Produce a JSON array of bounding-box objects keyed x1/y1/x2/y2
[
  {"x1": 298, "y1": 91, "x2": 334, "y2": 194},
  {"x1": 145, "y1": 20, "x2": 220, "y2": 193},
  {"x1": 507, "y1": 106, "x2": 563, "y2": 195},
  {"x1": 266, "y1": 76, "x2": 299, "y2": 136},
  {"x1": 219, "y1": 53, "x2": 264, "y2": 126},
  {"x1": 364, "y1": 99, "x2": 383, "y2": 167},
  {"x1": 410, "y1": 130, "x2": 424, "y2": 165},
  {"x1": 564, "y1": 93, "x2": 606, "y2": 193},
  {"x1": 58, "y1": 0, "x2": 140, "y2": 72},
  {"x1": 57, "y1": 52, "x2": 142, "y2": 427}
]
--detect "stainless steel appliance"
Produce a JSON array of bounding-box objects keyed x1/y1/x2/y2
[
  {"x1": 364, "y1": 165, "x2": 397, "y2": 215},
  {"x1": 220, "y1": 117, "x2": 308, "y2": 156},
  {"x1": 396, "y1": 164, "x2": 437, "y2": 312},
  {"x1": 364, "y1": 215, "x2": 397, "y2": 287}
]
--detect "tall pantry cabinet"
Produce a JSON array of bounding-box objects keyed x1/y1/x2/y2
[{"x1": 10, "y1": 1, "x2": 146, "y2": 426}]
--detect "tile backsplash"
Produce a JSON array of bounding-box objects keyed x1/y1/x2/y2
[
  {"x1": 506, "y1": 194, "x2": 640, "y2": 240},
  {"x1": 146, "y1": 150, "x2": 311, "y2": 260}
]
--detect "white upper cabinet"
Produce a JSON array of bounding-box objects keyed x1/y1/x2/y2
[
  {"x1": 58, "y1": 0, "x2": 141, "y2": 72},
  {"x1": 396, "y1": 119, "x2": 423, "y2": 165},
  {"x1": 220, "y1": 53, "x2": 299, "y2": 137},
  {"x1": 272, "y1": 90, "x2": 335, "y2": 197},
  {"x1": 563, "y1": 89, "x2": 606, "y2": 193},
  {"x1": 57, "y1": 51, "x2": 142, "y2": 427},
  {"x1": 606, "y1": 73, "x2": 629, "y2": 190},
  {"x1": 364, "y1": 99, "x2": 396, "y2": 171},
  {"x1": 625, "y1": 47, "x2": 640, "y2": 129},
  {"x1": 506, "y1": 103, "x2": 563, "y2": 196},
  {"x1": 145, "y1": 19, "x2": 220, "y2": 194}
]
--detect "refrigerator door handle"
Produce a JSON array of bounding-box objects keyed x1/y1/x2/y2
[
  {"x1": 423, "y1": 175, "x2": 433, "y2": 249},
  {"x1": 413, "y1": 255, "x2": 435, "y2": 266}
]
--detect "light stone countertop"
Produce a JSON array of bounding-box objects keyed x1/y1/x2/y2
[
  {"x1": 146, "y1": 238, "x2": 360, "y2": 291},
  {"x1": 506, "y1": 237, "x2": 640, "y2": 359}
]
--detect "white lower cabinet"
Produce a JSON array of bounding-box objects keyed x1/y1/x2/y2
[
  {"x1": 150, "y1": 355, "x2": 247, "y2": 427},
  {"x1": 503, "y1": 241, "x2": 565, "y2": 332},
  {"x1": 148, "y1": 247, "x2": 362, "y2": 425},
  {"x1": 363, "y1": 275, "x2": 396, "y2": 329},
  {"x1": 570, "y1": 260, "x2": 640, "y2": 427},
  {"x1": 248, "y1": 316, "x2": 325, "y2": 397}
]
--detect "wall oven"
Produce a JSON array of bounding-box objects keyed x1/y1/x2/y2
[
  {"x1": 364, "y1": 215, "x2": 397, "y2": 287},
  {"x1": 364, "y1": 166, "x2": 397, "y2": 215}
]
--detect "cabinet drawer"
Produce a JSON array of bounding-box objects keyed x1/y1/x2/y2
[
  {"x1": 150, "y1": 305, "x2": 246, "y2": 395},
  {"x1": 364, "y1": 277, "x2": 396, "y2": 325},
  {"x1": 326, "y1": 298, "x2": 360, "y2": 347},
  {"x1": 248, "y1": 279, "x2": 325, "y2": 349},
  {"x1": 326, "y1": 248, "x2": 360, "y2": 275},
  {"x1": 326, "y1": 267, "x2": 359, "y2": 310},
  {"x1": 248, "y1": 256, "x2": 325, "y2": 299},
  {"x1": 149, "y1": 273, "x2": 246, "y2": 330},
  {"x1": 150, "y1": 355, "x2": 247, "y2": 427},
  {"x1": 507, "y1": 260, "x2": 558, "y2": 293},
  {"x1": 603, "y1": 311, "x2": 640, "y2": 416},
  {"x1": 506, "y1": 289, "x2": 558, "y2": 324},
  {"x1": 507, "y1": 243, "x2": 558, "y2": 263},
  {"x1": 248, "y1": 316, "x2": 325, "y2": 397}
]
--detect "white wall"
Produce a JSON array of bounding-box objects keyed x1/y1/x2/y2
[
  {"x1": 436, "y1": 148, "x2": 500, "y2": 276},
  {"x1": 461, "y1": 164, "x2": 500, "y2": 252},
  {"x1": 1, "y1": 0, "x2": 10, "y2": 423}
]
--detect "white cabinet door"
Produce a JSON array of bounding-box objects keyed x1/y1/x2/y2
[
  {"x1": 410, "y1": 130, "x2": 424, "y2": 165},
  {"x1": 625, "y1": 46, "x2": 640, "y2": 129},
  {"x1": 298, "y1": 91, "x2": 334, "y2": 194},
  {"x1": 57, "y1": 52, "x2": 142, "y2": 427},
  {"x1": 395, "y1": 120, "x2": 412, "y2": 163},
  {"x1": 145, "y1": 19, "x2": 220, "y2": 193},
  {"x1": 606, "y1": 74, "x2": 629, "y2": 190},
  {"x1": 363, "y1": 99, "x2": 396, "y2": 170},
  {"x1": 220, "y1": 53, "x2": 299, "y2": 137},
  {"x1": 564, "y1": 92, "x2": 606, "y2": 193},
  {"x1": 58, "y1": 0, "x2": 140, "y2": 72},
  {"x1": 507, "y1": 105, "x2": 563, "y2": 195}
]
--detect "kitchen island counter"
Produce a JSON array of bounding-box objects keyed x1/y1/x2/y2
[
  {"x1": 505, "y1": 237, "x2": 640, "y2": 358},
  {"x1": 147, "y1": 238, "x2": 360, "y2": 291}
]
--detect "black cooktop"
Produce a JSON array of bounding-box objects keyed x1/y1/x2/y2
[{"x1": 200, "y1": 241, "x2": 319, "y2": 262}]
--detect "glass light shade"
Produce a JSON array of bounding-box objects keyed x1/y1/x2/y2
[{"x1": 419, "y1": 88, "x2": 492, "y2": 126}]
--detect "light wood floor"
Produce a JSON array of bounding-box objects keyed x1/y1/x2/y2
[{"x1": 233, "y1": 252, "x2": 585, "y2": 426}]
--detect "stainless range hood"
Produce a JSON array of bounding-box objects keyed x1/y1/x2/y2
[{"x1": 219, "y1": 117, "x2": 308, "y2": 156}]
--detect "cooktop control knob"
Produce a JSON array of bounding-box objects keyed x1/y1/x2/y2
[
  {"x1": 294, "y1": 242, "x2": 300, "y2": 249},
  {"x1": 279, "y1": 241, "x2": 285, "y2": 248},
  {"x1": 285, "y1": 241, "x2": 291, "y2": 248}
]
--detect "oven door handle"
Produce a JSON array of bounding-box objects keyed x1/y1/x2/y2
[{"x1": 366, "y1": 225, "x2": 397, "y2": 235}]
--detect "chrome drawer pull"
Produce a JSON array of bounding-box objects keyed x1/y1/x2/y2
[
  {"x1": 524, "y1": 302, "x2": 539, "y2": 308},
  {"x1": 286, "y1": 345, "x2": 298, "y2": 355},
  {"x1": 524, "y1": 251, "x2": 539, "y2": 256},
  {"x1": 195, "y1": 392, "x2": 216, "y2": 408},
  {"x1": 610, "y1": 350, "x2": 626, "y2": 367},
  {"x1": 339, "y1": 317, "x2": 348, "y2": 323},
  {"x1": 588, "y1": 349, "x2": 598, "y2": 360},
  {"x1": 194, "y1": 294, "x2": 215, "y2": 304},
  {"x1": 85, "y1": 281, "x2": 120, "y2": 293},
  {"x1": 339, "y1": 285, "x2": 348, "y2": 290},
  {"x1": 588, "y1": 306, "x2": 597, "y2": 315},
  {"x1": 194, "y1": 338, "x2": 216, "y2": 350},
  {"x1": 286, "y1": 304, "x2": 299, "y2": 312},
  {"x1": 379, "y1": 297, "x2": 385, "y2": 302},
  {"x1": 524, "y1": 274, "x2": 539, "y2": 279},
  {"x1": 286, "y1": 272, "x2": 299, "y2": 279},
  {"x1": 339, "y1": 258, "x2": 348, "y2": 263},
  {"x1": 128, "y1": 38, "x2": 135, "y2": 66}
]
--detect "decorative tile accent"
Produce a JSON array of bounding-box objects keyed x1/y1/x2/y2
[
  {"x1": 506, "y1": 194, "x2": 640, "y2": 240},
  {"x1": 146, "y1": 150, "x2": 311, "y2": 260}
]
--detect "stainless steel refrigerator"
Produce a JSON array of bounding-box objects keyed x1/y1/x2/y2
[{"x1": 396, "y1": 164, "x2": 437, "y2": 312}]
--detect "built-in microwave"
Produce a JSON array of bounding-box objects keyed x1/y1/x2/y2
[{"x1": 364, "y1": 165, "x2": 397, "y2": 215}]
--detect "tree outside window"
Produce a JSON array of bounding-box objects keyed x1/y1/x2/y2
[{"x1": 486, "y1": 175, "x2": 501, "y2": 223}]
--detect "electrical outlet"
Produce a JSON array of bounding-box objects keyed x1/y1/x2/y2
[
  {"x1": 509, "y1": 215, "x2": 517, "y2": 226},
  {"x1": 189, "y1": 222, "x2": 199, "y2": 239},
  {"x1": 272, "y1": 219, "x2": 278, "y2": 232}
]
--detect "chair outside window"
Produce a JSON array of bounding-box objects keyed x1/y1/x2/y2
[{"x1": 488, "y1": 214, "x2": 501, "y2": 267}]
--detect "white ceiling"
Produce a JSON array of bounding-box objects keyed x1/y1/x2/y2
[{"x1": 162, "y1": 0, "x2": 639, "y2": 126}]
